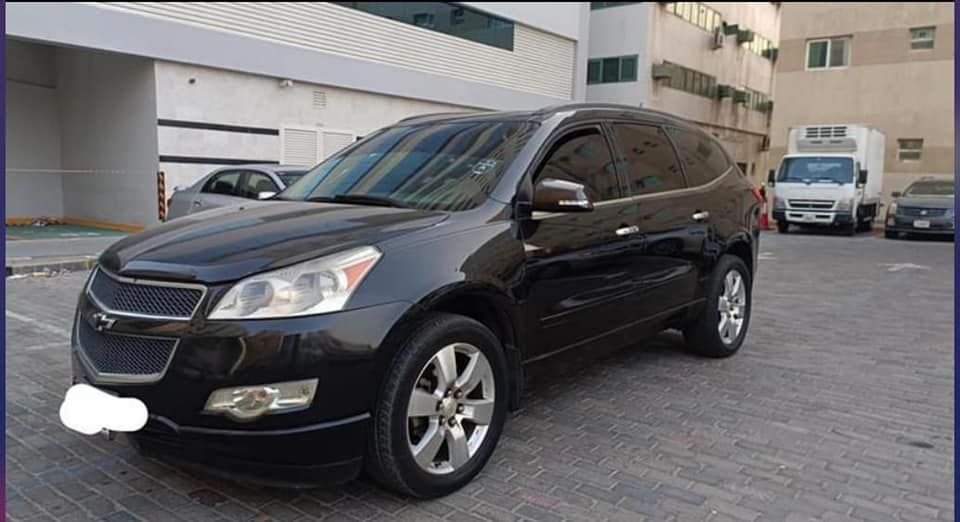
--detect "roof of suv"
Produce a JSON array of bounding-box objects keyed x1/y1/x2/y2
[{"x1": 395, "y1": 103, "x2": 694, "y2": 128}]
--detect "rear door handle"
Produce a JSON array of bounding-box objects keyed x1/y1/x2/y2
[
  {"x1": 692, "y1": 211, "x2": 710, "y2": 222},
  {"x1": 615, "y1": 225, "x2": 640, "y2": 236}
]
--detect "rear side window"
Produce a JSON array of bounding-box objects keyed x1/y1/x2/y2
[
  {"x1": 611, "y1": 124, "x2": 685, "y2": 195},
  {"x1": 536, "y1": 128, "x2": 621, "y2": 202},
  {"x1": 667, "y1": 127, "x2": 731, "y2": 186},
  {"x1": 237, "y1": 172, "x2": 279, "y2": 199},
  {"x1": 201, "y1": 171, "x2": 241, "y2": 195}
]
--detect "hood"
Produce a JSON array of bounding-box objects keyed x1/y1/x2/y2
[
  {"x1": 896, "y1": 195, "x2": 955, "y2": 208},
  {"x1": 99, "y1": 201, "x2": 448, "y2": 283}
]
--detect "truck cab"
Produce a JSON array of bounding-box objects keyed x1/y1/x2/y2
[{"x1": 769, "y1": 125, "x2": 884, "y2": 235}]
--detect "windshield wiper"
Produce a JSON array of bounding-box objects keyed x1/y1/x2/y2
[{"x1": 306, "y1": 194, "x2": 411, "y2": 209}]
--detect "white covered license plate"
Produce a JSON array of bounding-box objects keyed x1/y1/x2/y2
[
  {"x1": 913, "y1": 220, "x2": 931, "y2": 229},
  {"x1": 802, "y1": 214, "x2": 816, "y2": 222},
  {"x1": 59, "y1": 383, "x2": 148, "y2": 435}
]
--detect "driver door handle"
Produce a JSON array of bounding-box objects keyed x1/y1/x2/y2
[
  {"x1": 193, "y1": 201, "x2": 203, "y2": 207},
  {"x1": 615, "y1": 225, "x2": 640, "y2": 236},
  {"x1": 692, "y1": 211, "x2": 710, "y2": 222}
]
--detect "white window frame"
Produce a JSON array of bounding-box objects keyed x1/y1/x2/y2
[
  {"x1": 910, "y1": 26, "x2": 935, "y2": 50},
  {"x1": 897, "y1": 139, "x2": 924, "y2": 162},
  {"x1": 805, "y1": 37, "x2": 851, "y2": 70}
]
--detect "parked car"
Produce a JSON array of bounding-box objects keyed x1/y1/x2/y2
[
  {"x1": 884, "y1": 177, "x2": 955, "y2": 239},
  {"x1": 165, "y1": 164, "x2": 308, "y2": 220},
  {"x1": 67, "y1": 104, "x2": 761, "y2": 498}
]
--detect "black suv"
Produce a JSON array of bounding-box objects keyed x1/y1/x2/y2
[{"x1": 70, "y1": 104, "x2": 761, "y2": 498}]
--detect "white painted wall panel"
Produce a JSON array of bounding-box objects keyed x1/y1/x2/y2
[
  {"x1": 5, "y1": 81, "x2": 64, "y2": 217},
  {"x1": 102, "y1": 2, "x2": 576, "y2": 99},
  {"x1": 158, "y1": 127, "x2": 279, "y2": 161}
]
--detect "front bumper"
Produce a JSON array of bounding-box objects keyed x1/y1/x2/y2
[
  {"x1": 71, "y1": 292, "x2": 411, "y2": 486},
  {"x1": 885, "y1": 215, "x2": 954, "y2": 235},
  {"x1": 772, "y1": 210, "x2": 853, "y2": 226}
]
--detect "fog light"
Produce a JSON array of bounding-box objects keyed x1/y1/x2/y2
[
  {"x1": 204, "y1": 379, "x2": 317, "y2": 421},
  {"x1": 887, "y1": 217, "x2": 895, "y2": 226}
]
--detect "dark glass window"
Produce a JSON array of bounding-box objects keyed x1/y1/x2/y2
[
  {"x1": 535, "y1": 128, "x2": 621, "y2": 202},
  {"x1": 591, "y1": 2, "x2": 640, "y2": 9},
  {"x1": 280, "y1": 121, "x2": 535, "y2": 211},
  {"x1": 587, "y1": 56, "x2": 639, "y2": 84},
  {"x1": 612, "y1": 124, "x2": 685, "y2": 195},
  {"x1": 664, "y1": 61, "x2": 717, "y2": 99},
  {"x1": 236, "y1": 172, "x2": 278, "y2": 199},
  {"x1": 668, "y1": 128, "x2": 732, "y2": 186},
  {"x1": 333, "y1": 2, "x2": 514, "y2": 51},
  {"x1": 202, "y1": 171, "x2": 241, "y2": 195}
]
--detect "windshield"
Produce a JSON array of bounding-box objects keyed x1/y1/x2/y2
[
  {"x1": 279, "y1": 121, "x2": 535, "y2": 211},
  {"x1": 904, "y1": 180, "x2": 954, "y2": 196},
  {"x1": 777, "y1": 156, "x2": 854, "y2": 184},
  {"x1": 277, "y1": 172, "x2": 307, "y2": 187}
]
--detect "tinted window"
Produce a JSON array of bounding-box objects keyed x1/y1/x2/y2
[
  {"x1": 668, "y1": 128, "x2": 731, "y2": 186},
  {"x1": 202, "y1": 171, "x2": 241, "y2": 195},
  {"x1": 281, "y1": 121, "x2": 534, "y2": 211},
  {"x1": 278, "y1": 172, "x2": 307, "y2": 186},
  {"x1": 777, "y1": 157, "x2": 854, "y2": 184},
  {"x1": 237, "y1": 172, "x2": 278, "y2": 199},
  {"x1": 535, "y1": 128, "x2": 620, "y2": 202},
  {"x1": 612, "y1": 124, "x2": 685, "y2": 195},
  {"x1": 904, "y1": 180, "x2": 953, "y2": 196}
]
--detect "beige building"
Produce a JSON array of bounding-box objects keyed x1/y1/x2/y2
[
  {"x1": 587, "y1": 2, "x2": 781, "y2": 178},
  {"x1": 767, "y1": 2, "x2": 955, "y2": 195}
]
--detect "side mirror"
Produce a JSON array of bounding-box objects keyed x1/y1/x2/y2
[
  {"x1": 857, "y1": 169, "x2": 867, "y2": 186},
  {"x1": 891, "y1": 191, "x2": 902, "y2": 198},
  {"x1": 767, "y1": 169, "x2": 776, "y2": 186},
  {"x1": 532, "y1": 178, "x2": 593, "y2": 213},
  {"x1": 258, "y1": 191, "x2": 277, "y2": 200}
]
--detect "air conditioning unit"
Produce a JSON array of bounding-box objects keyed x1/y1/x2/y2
[
  {"x1": 723, "y1": 23, "x2": 740, "y2": 36},
  {"x1": 733, "y1": 89, "x2": 749, "y2": 104},
  {"x1": 710, "y1": 27, "x2": 725, "y2": 50},
  {"x1": 715, "y1": 84, "x2": 734, "y2": 99},
  {"x1": 762, "y1": 47, "x2": 779, "y2": 61},
  {"x1": 736, "y1": 29, "x2": 755, "y2": 44},
  {"x1": 651, "y1": 63, "x2": 673, "y2": 80}
]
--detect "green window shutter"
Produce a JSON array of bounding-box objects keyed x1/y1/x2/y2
[
  {"x1": 602, "y1": 57, "x2": 620, "y2": 83},
  {"x1": 807, "y1": 41, "x2": 828, "y2": 68},
  {"x1": 587, "y1": 60, "x2": 601, "y2": 84},
  {"x1": 620, "y1": 56, "x2": 638, "y2": 81}
]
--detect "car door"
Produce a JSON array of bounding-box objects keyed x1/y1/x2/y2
[
  {"x1": 519, "y1": 125, "x2": 645, "y2": 359},
  {"x1": 193, "y1": 169, "x2": 244, "y2": 214},
  {"x1": 235, "y1": 170, "x2": 281, "y2": 200},
  {"x1": 608, "y1": 122, "x2": 708, "y2": 319}
]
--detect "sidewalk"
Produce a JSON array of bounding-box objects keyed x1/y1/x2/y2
[{"x1": 6, "y1": 224, "x2": 127, "y2": 275}]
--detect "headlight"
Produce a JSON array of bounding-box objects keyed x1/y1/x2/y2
[
  {"x1": 204, "y1": 379, "x2": 317, "y2": 421},
  {"x1": 888, "y1": 201, "x2": 898, "y2": 215},
  {"x1": 774, "y1": 196, "x2": 785, "y2": 209},
  {"x1": 209, "y1": 246, "x2": 381, "y2": 319},
  {"x1": 945, "y1": 207, "x2": 955, "y2": 219},
  {"x1": 836, "y1": 198, "x2": 854, "y2": 211}
]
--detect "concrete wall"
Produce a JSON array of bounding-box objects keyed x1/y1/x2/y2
[
  {"x1": 57, "y1": 48, "x2": 159, "y2": 226},
  {"x1": 768, "y1": 3, "x2": 954, "y2": 198},
  {"x1": 5, "y1": 40, "x2": 63, "y2": 218},
  {"x1": 154, "y1": 61, "x2": 472, "y2": 190},
  {"x1": 585, "y1": 2, "x2": 650, "y2": 108}
]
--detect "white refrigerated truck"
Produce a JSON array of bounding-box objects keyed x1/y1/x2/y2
[{"x1": 768, "y1": 124, "x2": 884, "y2": 235}]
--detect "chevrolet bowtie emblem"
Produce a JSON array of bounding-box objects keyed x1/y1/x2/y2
[{"x1": 91, "y1": 312, "x2": 117, "y2": 332}]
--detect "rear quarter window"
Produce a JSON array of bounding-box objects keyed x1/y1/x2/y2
[{"x1": 667, "y1": 127, "x2": 732, "y2": 186}]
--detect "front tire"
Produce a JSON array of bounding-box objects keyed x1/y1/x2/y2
[
  {"x1": 776, "y1": 221, "x2": 789, "y2": 234},
  {"x1": 683, "y1": 255, "x2": 752, "y2": 358},
  {"x1": 367, "y1": 313, "x2": 508, "y2": 498},
  {"x1": 885, "y1": 230, "x2": 898, "y2": 239}
]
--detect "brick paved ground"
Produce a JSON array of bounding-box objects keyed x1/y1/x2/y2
[{"x1": 5, "y1": 232, "x2": 955, "y2": 521}]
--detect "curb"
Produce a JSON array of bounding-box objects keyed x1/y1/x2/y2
[{"x1": 5, "y1": 256, "x2": 98, "y2": 277}]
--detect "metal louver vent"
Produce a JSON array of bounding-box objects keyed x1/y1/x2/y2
[
  {"x1": 804, "y1": 126, "x2": 848, "y2": 138},
  {"x1": 313, "y1": 90, "x2": 327, "y2": 109},
  {"x1": 281, "y1": 127, "x2": 320, "y2": 167}
]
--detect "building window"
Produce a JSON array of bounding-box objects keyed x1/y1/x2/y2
[
  {"x1": 747, "y1": 33, "x2": 773, "y2": 56},
  {"x1": 664, "y1": 2, "x2": 722, "y2": 32},
  {"x1": 663, "y1": 61, "x2": 716, "y2": 98},
  {"x1": 746, "y1": 89, "x2": 772, "y2": 112},
  {"x1": 806, "y1": 37, "x2": 850, "y2": 69},
  {"x1": 332, "y1": 2, "x2": 514, "y2": 51},
  {"x1": 910, "y1": 26, "x2": 936, "y2": 49},
  {"x1": 590, "y1": 2, "x2": 640, "y2": 9},
  {"x1": 587, "y1": 56, "x2": 638, "y2": 84},
  {"x1": 897, "y1": 139, "x2": 923, "y2": 162}
]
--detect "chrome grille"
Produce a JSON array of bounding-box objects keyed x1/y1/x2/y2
[
  {"x1": 897, "y1": 206, "x2": 947, "y2": 217},
  {"x1": 76, "y1": 317, "x2": 178, "y2": 383},
  {"x1": 87, "y1": 268, "x2": 205, "y2": 319},
  {"x1": 788, "y1": 199, "x2": 835, "y2": 210}
]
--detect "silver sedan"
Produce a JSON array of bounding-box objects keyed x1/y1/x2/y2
[{"x1": 165, "y1": 164, "x2": 307, "y2": 220}]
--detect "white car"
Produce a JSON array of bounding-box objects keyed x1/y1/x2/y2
[{"x1": 166, "y1": 164, "x2": 308, "y2": 220}]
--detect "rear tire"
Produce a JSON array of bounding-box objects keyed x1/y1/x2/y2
[
  {"x1": 366, "y1": 313, "x2": 508, "y2": 498},
  {"x1": 885, "y1": 230, "x2": 898, "y2": 239},
  {"x1": 842, "y1": 221, "x2": 857, "y2": 236},
  {"x1": 776, "y1": 221, "x2": 789, "y2": 234},
  {"x1": 683, "y1": 255, "x2": 752, "y2": 358}
]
